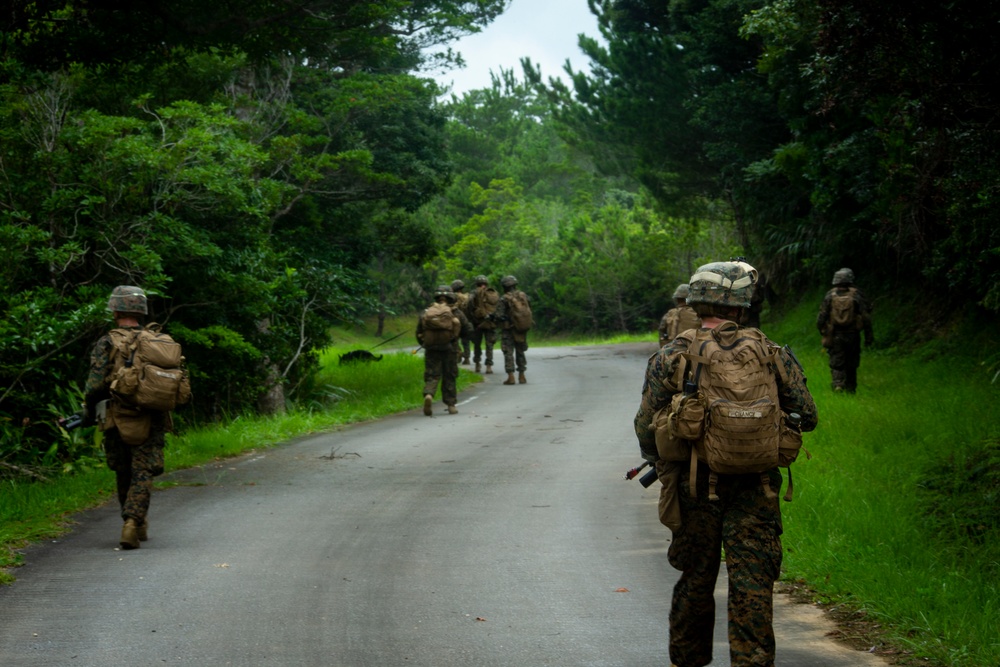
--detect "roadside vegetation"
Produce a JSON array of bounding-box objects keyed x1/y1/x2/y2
[{"x1": 769, "y1": 295, "x2": 1000, "y2": 667}]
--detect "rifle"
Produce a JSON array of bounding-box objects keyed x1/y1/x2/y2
[
  {"x1": 58, "y1": 413, "x2": 85, "y2": 431},
  {"x1": 624, "y1": 460, "x2": 658, "y2": 488}
]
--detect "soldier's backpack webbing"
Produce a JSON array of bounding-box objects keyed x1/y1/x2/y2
[
  {"x1": 505, "y1": 291, "x2": 533, "y2": 332},
  {"x1": 829, "y1": 287, "x2": 860, "y2": 329},
  {"x1": 471, "y1": 287, "x2": 500, "y2": 323},
  {"x1": 421, "y1": 302, "x2": 460, "y2": 346},
  {"x1": 682, "y1": 323, "x2": 788, "y2": 501},
  {"x1": 109, "y1": 324, "x2": 191, "y2": 412}
]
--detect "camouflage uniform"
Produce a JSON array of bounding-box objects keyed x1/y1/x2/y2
[
  {"x1": 468, "y1": 279, "x2": 498, "y2": 371},
  {"x1": 417, "y1": 293, "x2": 473, "y2": 411},
  {"x1": 635, "y1": 262, "x2": 818, "y2": 667},
  {"x1": 85, "y1": 328, "x2": 166, "y2": 535},
  {"x1": 451, "y1": 280, "x2": 473, "y2": 364},
  {"x1": 494, "y1": 280, "x2": 529, "y2": 377},
  {"x1": 816, "y1": 269, "x2": 873, "y2": 393}
]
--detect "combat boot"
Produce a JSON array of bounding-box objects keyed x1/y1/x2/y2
[
  {"x1": 475, "y1": 362, "x2": 482, "y2": 373},
  {"x1": 120, "y1": 518, "x2": 140, "y2": 550},
  {"x1": 503, "y1": 373, "x2": 516, "y2": 385},
  {"x1": 447, "y1": 405, "x2": 458, "y2": 415},
  {"x1": 485, "y1": 365, "x2": 493, "y2": 374},
  {"x1": 423, "y1": 394, "x2": 433, "y2": 416},
  {"x1": 137, "y1": 519, "x2": 148, "y2": 542},
  {"x1": 462, "y1": 355, "x2": 470, "y2": 365},
  {"x1": 518, "y1": 372, "x2": 527, "y2": 384}
]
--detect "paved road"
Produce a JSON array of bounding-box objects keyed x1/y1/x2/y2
[{"x1": 0, "y1": 343, "x2": 887, "y2": 666}]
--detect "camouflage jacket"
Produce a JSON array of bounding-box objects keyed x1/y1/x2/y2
[
  {"x1": 634, "y1": 322, "x2": 818, "y2": 461},
  {"x1": 84, "y1": 325, "x2": 143, "y2": 410}
]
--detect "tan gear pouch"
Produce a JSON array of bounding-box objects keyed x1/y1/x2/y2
[
  {"x1": 656, "y1": 460, "x2": 682, "y2": 532},
  {"x1": 650, "y1": 406, "x2": 690, "y2": 461},
  {"x1": 667, "y1": 391, "x2": 705, "y2": 441},
  {"x1": 111, "y1": 364, "x2": 140, "y2": 398},
  {"x1": 111, "y1": 404, "x2": 152, "y2": 446},
  {"x1": 778, "y1": 418, "x2": 806, "y2": 467}
]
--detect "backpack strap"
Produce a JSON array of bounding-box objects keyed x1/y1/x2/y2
[
  {"x1": 688, "y1": 445, "x2": 699, "y2": 499},
  {"x1": 783, "y1": 467, "x2": 794, "y2": 502}
]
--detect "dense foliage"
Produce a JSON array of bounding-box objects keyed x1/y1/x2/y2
[
  {"x1": 534, "y1": 0, "x2": 1000, "y2": 308},
  {"x1": 0, "y1": 1, "x2": 510, "y2": 473}
]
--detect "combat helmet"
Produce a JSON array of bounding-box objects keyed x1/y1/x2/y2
[
  {"x1": 434, "y1": 284, "x2": 457, "y2": 303},
  {"x1": 687, "y1": 261, "x2": 756, "y2": 309},
  {"x1": 500, "y1": 275, "x2": 518, "y2": 289},
  {"x1": 107, "y1": 285, "x2": 147, "y2": 314},
  {"x1": 672, "y1": 283, "x2": 690, "y2": 300},
  {"x1": 832, "y1": 268, "x2": 855, "y2": 286},
  {"x1": 451, "y1": 279, "x2": 465, "y2": 292},
  {"x1": 474, "y1": 275, "x2": 489, "y2": 286}
]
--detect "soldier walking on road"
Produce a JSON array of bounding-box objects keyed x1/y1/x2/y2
[
  {"x1": 493, "y1": 275, "x2": 532, "y2": 385},
  {"x1": 417, "y1": 285, "x2": 473, "y2": 415},
  {"x1": 816, "y1": 267, "x2": 874, "y2": 393},
  {"x1": 634, "y1": 261, "x2": 818, "y2": 667},
  {"x1": 81, "y1": 286, "x2": 177, "y2": 550},
  {"x1": 659, "y1": 283, "x2": 700, "y2": 346},
  {"x1": 467, "y1": 275, "x2": 499, "y2": 374}
]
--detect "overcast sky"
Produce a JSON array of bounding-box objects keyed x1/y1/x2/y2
[{"x1": 430, "y1": 0, "x2": 603, "y2": 97}]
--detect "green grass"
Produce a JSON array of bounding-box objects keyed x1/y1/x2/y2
[{"x1": 766, "y1": 295, "x2": 1000, "y2": 667}]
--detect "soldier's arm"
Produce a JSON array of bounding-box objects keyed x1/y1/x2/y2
[
  {"x1": 634, "y1": 340, "x2": 689, "y2": 460},
  {"x1": 775, "y1": 347, "x2": 818, "y2": 432},
  {"x1": 457, "y1": 308, "x2": 474, "y2": 335},
  {"x1": 83, "y1": 336, "x2": 114, "y2": 416}
]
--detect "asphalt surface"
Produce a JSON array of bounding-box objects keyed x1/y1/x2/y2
[{"x1": 0, "y1": 342, "x2": 889, "y2": 666}]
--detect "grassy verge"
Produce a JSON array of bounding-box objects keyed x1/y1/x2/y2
[{"x1": 767, "y1": 295, "x2": 1000, "y2": 667}]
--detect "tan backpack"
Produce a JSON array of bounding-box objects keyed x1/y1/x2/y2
[
  {"x1": 108, "y1": 324, "x2": 191, "y2": 413},
  {"x1": 665, "y1": 305, "x2": 701, "y2": 340},
  {"x1": 649, "y1": 322, "x2": 803, "y2": 501},
  {"x1": 829, "y1": 287, "x2": 860, "y2": 329},
  {"x1": 505, "y1": 291, "x2": 533, "y2": 333},
  {"x1": 471, "y1": 286, "x2": 500, "y2": 325},
  {"x1": 421, "y1": 302, "x2": 460, "y2": 346}
]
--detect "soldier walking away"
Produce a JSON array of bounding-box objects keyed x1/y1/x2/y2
[
  {"x1": 451, "y1": 279, "x2": 473, "y2": 365},
  {"x1": 816, "y1": 267, "x2": 874, "y2": 393},
  {"x1": 417, "y1": 285, "x2": 473, "y2": 415},
  {"x1": 81, "y1": 286, "x2": 182, "y2": 550},
  {"x1": 658, "y1": 283, "x2": 700, "y2": 346},
  {"x1": 467, "y1": 275, "x2": 499, "y2": 374},
  {"x1": 634, "y1": 261, "x2": 818, "y2": 667},
  {"x1": 493, "y1": 275, "x2": 532, "y2": 385}
]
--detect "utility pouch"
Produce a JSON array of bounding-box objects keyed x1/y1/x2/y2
[
  {"x1": 778, "y1": 419, "x2": 804, "y2": 467},
  {"x1": 112, "y1": 404, "x2": 152, "y2": 446},
  {"x1": 650, "y1": 406, "x2": 691, "y2": 462},
  {"x1": 667, "y1": 391, "x2": 705, "y2": 441},
  {"x1": 656, "y1": 460, "x2": 682, "y2": 532}
]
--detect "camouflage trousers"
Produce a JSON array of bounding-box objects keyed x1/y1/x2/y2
[
  {"x1": 827, "y1": 333, "x2": 861, "y2": 392},
  {"x1": 667, "y1": 464, "x2": 783, "y2": 667},
  {"x1": 104, "y1": 427, "x2": 165, "y2": 524},
  {"x1": 500, "y1": 330, "x2": 528, "y2": 374},
  {"x1": 423, "y1": 346, "x2": 459, "y2": 406},
  {"x1": 471, "y1": 327, "x2": 497, "y2": 367}
]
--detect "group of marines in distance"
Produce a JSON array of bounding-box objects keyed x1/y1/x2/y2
[{"x1": 416, "y1": 274, "x2": 532, "y2": 416}]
